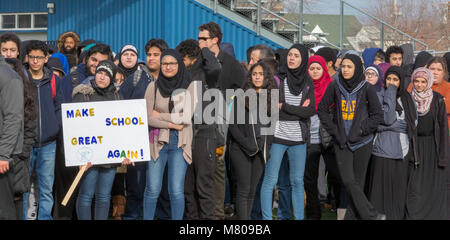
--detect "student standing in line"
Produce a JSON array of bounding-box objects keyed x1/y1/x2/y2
[
  {"x1": 143, "y1": 49, "x2": 195, "y2": 220},
  {"x1": 317, "y1": 54, "x2": 385, "y2": 220},
  {"x1": 303, "y1": 55, "x2": 340, "y2": 220},
  {"x1": 427, "y1": 57, "x2": 450, "y2": 135},
  {"x1": 0, "y1": 55, "x2": 25, "y2": 220},
  {"x1": 407, "y1": 67, "x2": 449, "y2": 220},
  {"x1": 368, "y1": 66, "x2": 418, "y2": 220},
  {"x1": 260, "y1": 43, "x2": 315, "y2": 220},
  {"x1": 72, "y1": 60, "x2": 133, "y2": 220},
  {"x1": 228, "y1": 62, "x2": 275, "y2": 220}
]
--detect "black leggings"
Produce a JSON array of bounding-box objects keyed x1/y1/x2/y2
[
  {"x1": 229, "y1": 142, "x2": 264, "y2": 220},
  {"x1": 304, "y1": 143, "x2": 341, "y2": 219},
  {"x1": 334, "y1": 142, "x2": 379, "y2": 220}
]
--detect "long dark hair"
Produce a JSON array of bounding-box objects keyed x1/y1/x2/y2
[
  {"x1": 5, "y1": 58, "x2": 37, "y2": 121},
  {"x1": 242, "y1": 62, "x2": 275, "y2": 116}
]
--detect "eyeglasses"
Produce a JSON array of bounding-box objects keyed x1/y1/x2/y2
[
  {"x1": 161, "y1": 62, "x2": 178, "y2": 68},
  {"x1": 28, "y1": 55, "x2": 46, "y2": 60},
  {"x1": 198, "y1": 37, "x2": 212, "y2": 41},
  {"x1": 364, "y1": 72, "x2": 377, "y2": 77}
]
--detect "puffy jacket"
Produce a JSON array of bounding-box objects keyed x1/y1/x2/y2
[{"x1": 32, "y1": 66, "x2": 64, "y2": 148}]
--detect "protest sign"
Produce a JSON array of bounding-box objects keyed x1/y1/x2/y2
[{"x1": 62, "y1": 99, "x2": 150, "y2": 166}]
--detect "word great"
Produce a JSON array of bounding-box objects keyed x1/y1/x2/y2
[
  {"x1": 105, "y1": 117, "x2": 144, "y2": 126},
  {"x1": 66, "y1": 108, "x2": 95, "y2": 118},
  {"x1": 71, "y1": 136, "x2": 103, "y2": 145}
]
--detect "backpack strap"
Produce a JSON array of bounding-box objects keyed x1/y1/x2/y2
[
  {"x1": 132, "y1": 68, "x2": 143, "y2": 87},
  {"x1": 51, "y1": 74, "x2": 56, "y2": 99}
]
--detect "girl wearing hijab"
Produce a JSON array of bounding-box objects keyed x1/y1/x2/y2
[
  {"x1": 368, "y1": 66, "x2": 418, "y2": 220},
  {"x1": 303, "y1": 55, "x2": 341, "y2": 220},
  {"x1": 72, "y1": 60, "x2": 134, "y2": 220},
  {"x1": 407, "y1": 67, "x2": 449, "y2": 220},
  {"x1": 228, "y1": 62, "x2": 275, "y2": 220},
  {"x1": 364, "y1": 64, "x2": 383, "y2": 94},
  {"x1": 118, "y1": 44, "x2": 139, "y2": 79},
  {"x1": 260, "y1": 44, "x2": 315, "y2": 220},
  {"x1": 318, "y1": 54, "x2": 384, "y2": 220},
  {"x1": 143, "y1": 49, "x2": 195, "y2": 220}
]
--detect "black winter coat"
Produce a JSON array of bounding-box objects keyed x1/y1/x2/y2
[{"x1": 317, "y1": 80, "x2": 383, "y2": 149}]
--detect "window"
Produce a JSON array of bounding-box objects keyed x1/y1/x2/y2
[
  {"x1": 18, "y1": 15, "x2": 31, "y2": 28},
  {"x1": 34, "y1": 14, "x2": 47, "y2": 28},
  {"x1": 0, "y1": 13, "x2": 47, "y2": 30},
  {"x1": 2, "y1": 15, "x2": 15, "y2": 29}
]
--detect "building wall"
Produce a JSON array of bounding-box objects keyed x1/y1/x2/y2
[{"x1": 1, "y1": 0, "x2": 282, "y2": 62}]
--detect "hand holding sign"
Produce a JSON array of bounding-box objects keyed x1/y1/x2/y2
[{"x1": 61, "y1": 99, "x2": 150, "y2": 205}]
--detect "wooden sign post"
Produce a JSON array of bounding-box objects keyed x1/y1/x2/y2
[{"x1": 61, "y1": 165, "x2": 86, "y2": 206}]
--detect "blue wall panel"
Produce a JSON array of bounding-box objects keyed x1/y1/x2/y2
[{"x1": 1, "y1": 0, "x2": 283, "y2": 62}]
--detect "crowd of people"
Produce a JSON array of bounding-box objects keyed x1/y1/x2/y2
[{"x1": 0, "y1": 21, "x2": 449, "y2": 220}]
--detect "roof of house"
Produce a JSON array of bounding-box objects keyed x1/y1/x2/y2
[{"x1": 281, "y1": 13, "x2": 362, "y2": 47}]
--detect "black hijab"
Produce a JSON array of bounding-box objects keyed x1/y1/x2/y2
[
  {"x1": 383, "y1": 66, "x2": 417, "y2": 138},
  {"x1": 278, "y1": 44, "x2": 310, "y2": 96},
  {"x1": 156, "y1": 49, "x2": 192, "y2": 110},
  {"x1": 413, "y1": 51, "x2": 433, "y2": 70},
  {"x1": 339, "y1": 54, "x2": 364, "y2": 93}
]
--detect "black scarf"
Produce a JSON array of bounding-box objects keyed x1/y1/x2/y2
[
  {"x1": 156, "y1": 49, "x2": 192, "y2": 111},
  {"x1": 383, "y1": 66, "x2": 417, "y2": 139},
  {"x1": 118, "y1": 61, "x2": 138, "y2": 79},
  {"x1": 339, "y1": 54, "x2": 364, "y2": 93},
  {"x1": 278, "y1": 44, "x2": 310, "y2": 96}
]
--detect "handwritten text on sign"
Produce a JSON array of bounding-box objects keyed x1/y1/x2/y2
[{"x1": 62, "y1": 99, "x2": 150, "y2": 166}]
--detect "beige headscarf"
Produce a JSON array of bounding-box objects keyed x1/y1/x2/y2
[{"x1": 411, "y1": 67, "x2": 434, "y2": 116}]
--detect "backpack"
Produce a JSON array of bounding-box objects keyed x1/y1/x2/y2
[{"x1": 51, "y1": 74, "x2": 56, "y2": 99}]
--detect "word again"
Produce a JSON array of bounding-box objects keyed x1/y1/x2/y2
[
  {"x1": 71, "y1": 136, "x2": 103, "y2": 145},
  {"x1": 105, "y1": 117, "x2": 144, "y2": 126},
  {"x1": 107, "y1": 149, "x2": 144, "y2": 160},
  {"x1": 66, "y1": 108, "x2": 95, "y2": 118}
]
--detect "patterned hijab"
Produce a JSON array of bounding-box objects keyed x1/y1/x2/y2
[{"x1": 411, "y1": 67, "x2": 434, "y2": 116}]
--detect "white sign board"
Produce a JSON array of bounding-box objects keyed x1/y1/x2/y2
[{"x1": 62, "y1": 99, "x2": 151, "y2": 167}]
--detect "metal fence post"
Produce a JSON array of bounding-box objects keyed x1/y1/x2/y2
[
  {"x1": 214, "y1": 0, "x2": 218, "y2": 14},
  {"x1": 380, "y1": 22, "x2": 384, "y2": 50},
  {"x1": 299, "y1": 0, "x2": 303, "y2": 43},
  {"x1": 340, "y1": 0, "x2": 344, "y2": 49},
  {"x1": 257, "y1": 0, "x2": 261, "y2": 36}
]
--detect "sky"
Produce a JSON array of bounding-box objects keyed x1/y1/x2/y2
[{"x1": 287, "y1": 0, "x2": 447, "y2": 20}]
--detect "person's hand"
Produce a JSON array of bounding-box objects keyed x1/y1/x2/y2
[
  {"x1": 169, "y1": 122, "x2": 184, "y2": 131},
  {"x1": 121, "y1": 158, "x2": 135, "y2": 167},
  {"x1": 0, "y1": 160, "x2": 9, "y2": 174},
  {"x1": 279, "y1": 103, "x2": 283, "y2": 109},
  {"x1": 79, "y1": 162, "x2": 92, "y2": 171},
  {"x1": 302, "y1": 99, "x2": 310, "y2": 107},
  {"x1": 152, "y1": 110, "x2": 161, "y2": 119}
]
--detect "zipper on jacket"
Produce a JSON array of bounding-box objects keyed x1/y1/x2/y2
[
  {"x1": 248, "y1": 112, "x2": 259, "y2": 156},
  {"x1": 38, "y1": 84, "x2": 42, "y2": 147}
]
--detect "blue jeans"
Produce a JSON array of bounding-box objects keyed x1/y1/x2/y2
[
  {"x1": 76, "y1": 167, "x2": 116, "y2": 220},
  {"x1": 143, "y1": 131, "x2": 188, "y2": 220},
  {"x1": 23, "y1": 141, "x2": 56, "y2": 220},
  {"x1": 261, "y1": 143, "x2": 307, "y2": 220},
  {"x1": 277, "y1": 153, "x2": 292, "y2": 220}
]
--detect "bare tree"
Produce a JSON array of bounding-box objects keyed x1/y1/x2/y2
[{"x1": 365, "y1": 0, "x2": 449, "y2": 51}]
